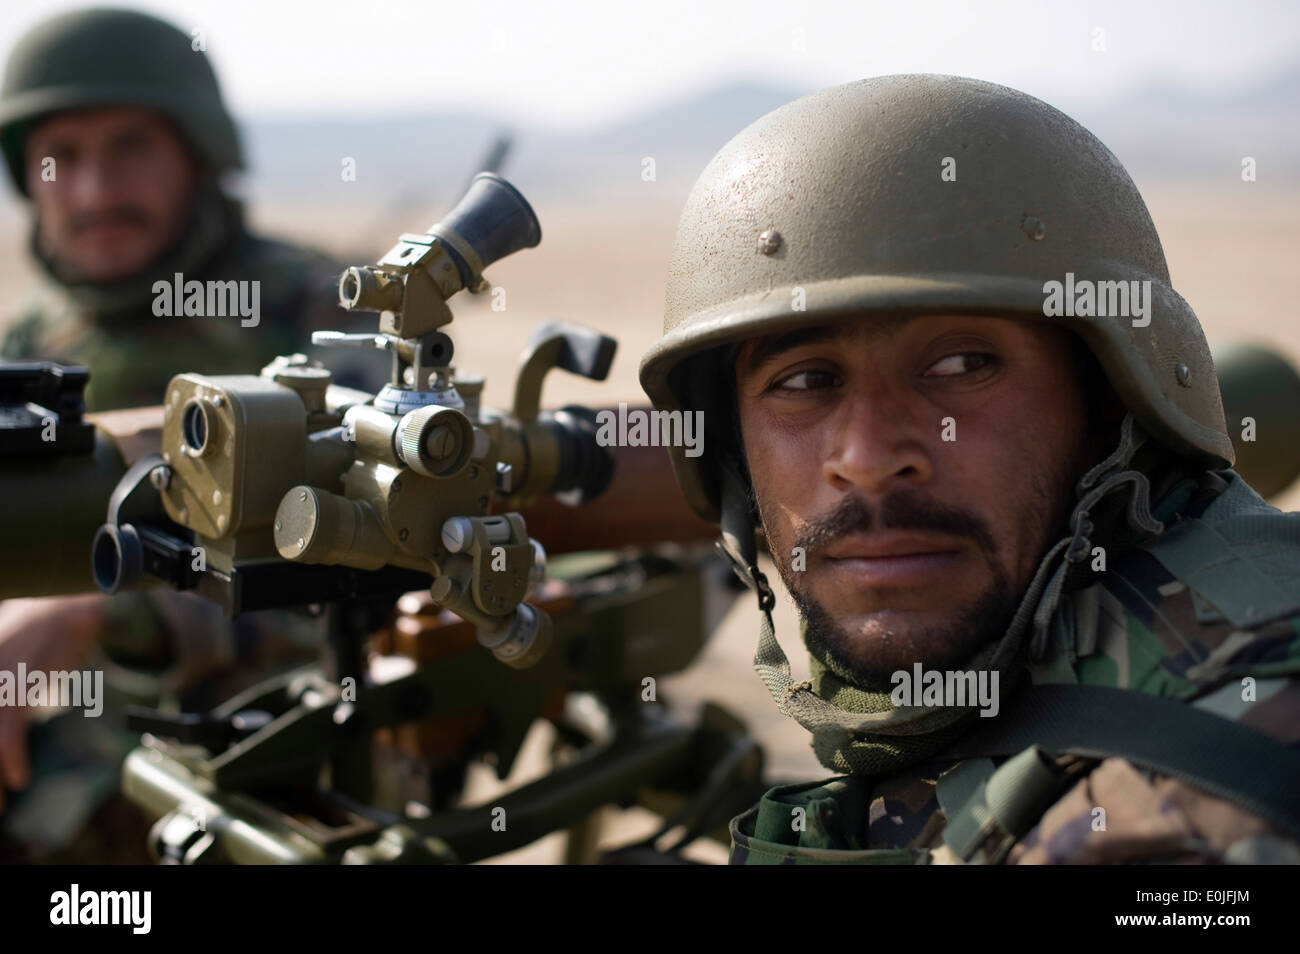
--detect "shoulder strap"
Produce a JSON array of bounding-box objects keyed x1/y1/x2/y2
[
  {"x1": 939, "y1": 683, "x2": 1300, "y2": 841},
  {"x1": 1141, "y1": 473, "x2": 1300, "y2": 628}
]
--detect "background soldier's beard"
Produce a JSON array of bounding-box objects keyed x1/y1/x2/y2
[
  {"x1": 39, "y1": 204, "x2": 157, "y2": 282},
  {"x1": 67, "y1": 205, "x2": 154, "y2": 235},
  {"x1": 760, "y1": 489, "x2": 1026, "y2": 688}
]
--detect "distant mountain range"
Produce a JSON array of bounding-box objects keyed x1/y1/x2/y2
[
  {"x1": 1, "y1": 71, "x2": 1294, "y2": 230},
  {"x1": 234, "y1": 81, "x2": 807, "y2": 225},
  {"x1": 235, "y1": 69, "x2": 1300, "y2": 216}
]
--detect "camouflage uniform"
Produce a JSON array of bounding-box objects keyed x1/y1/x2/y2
[
  {"x1": 638, "y1": 75, "x2": 1300, "y2": 865},
  {"x1": 730, "y1": 470, "x2": 1300, "y2": 864}
]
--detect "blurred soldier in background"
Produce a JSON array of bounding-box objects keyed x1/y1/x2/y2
[
  {"x1": 0, "y1": 7, "x2": 354, "y2": 407},
  {"x1": 0, "y1": 8, "x2": 355, "y2": 861}
]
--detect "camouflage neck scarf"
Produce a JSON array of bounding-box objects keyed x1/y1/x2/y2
[
  {"x1": 722, "y1": 414, "x2": 1167, "y2": 777},
  {"x1": 801, "y1": 630, "x2": 1005, "y2": 774},
  {"x1": 29, "y1": 181, "x2": 242, "y2": 326}
]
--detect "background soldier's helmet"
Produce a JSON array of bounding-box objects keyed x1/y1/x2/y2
[
  {"x1": 639, "y1": 74, "x2": 1234, "y2": 522},
  {"x1": 0, "y1": 8, "x2": 243, "y2": 195}
]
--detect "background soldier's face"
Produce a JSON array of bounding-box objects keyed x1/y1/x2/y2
[
  {"x1": 735, "y1": 314, "x2": 1094, "y2": 683},
  {"x1": 24, "y1": 106, "x2": 198, "y2": 283}
]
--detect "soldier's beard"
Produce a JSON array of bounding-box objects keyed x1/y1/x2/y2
[
  {"x1": 31, "y1": 181, "x2": 228, "y2": 310},
  {"x1": 758, "y1": 489, "x2": 1037, "y2": 690},
  {"x1": 790, "y1": 564, "x2": 1018, "y2": 689}
]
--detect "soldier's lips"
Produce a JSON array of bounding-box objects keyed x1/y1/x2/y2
[
  {"x1": 822, "y1": 535, "x2": 965, "y2": 587},
  {"x1": 76, "y1": 222, "x2": 147, "y2": 241}
]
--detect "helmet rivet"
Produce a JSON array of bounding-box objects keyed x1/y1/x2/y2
[
  {"x1": 1176, "y1": 362, "x2": 1192, "y2": 387},
  {"x1": 758, "y1": 229, "x2": 783, "y2": 255},
  {"x1": 1021, "y1": 215, "x2": 1046, "y2": 241}
]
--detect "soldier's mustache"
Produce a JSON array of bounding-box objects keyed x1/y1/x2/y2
[
  {"x1": 792, "y1": 490, "x2": 998, "y2": 557},
  {"x1": 69, "y1": 206, "x2": 152, "y2": 234}
]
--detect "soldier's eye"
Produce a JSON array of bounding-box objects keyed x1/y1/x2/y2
[
  {"x1": 771, "y1": 369, "x2": 840, "y2": 392},
  {"x1": 923, "y1": 353, "x2": 996, "y2": 377},
  {"x1": 112, "y1": 131, "x2": 152, "y2": 156},
  {"x1": 42, "y1": 145, "x2": 76, "y2": 165}
]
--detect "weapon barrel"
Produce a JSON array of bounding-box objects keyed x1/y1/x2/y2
[
  {"x1": 0, "y1": 406, "x2": 715, "y2": 599},
  {"x1": 10, "y1": 344, "x2": 1297, "y2": 602},
  {"x1": 0, "y1": 406, "x2": 157, "y2": 598}
]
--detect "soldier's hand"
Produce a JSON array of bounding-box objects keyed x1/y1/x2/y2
[{"x1": 0, "y1": 594, "x2": 105, "y2": 811}]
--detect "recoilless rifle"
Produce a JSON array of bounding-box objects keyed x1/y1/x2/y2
[{"x1": 2, "y1": 174, "x2": 764, "y2": 863}]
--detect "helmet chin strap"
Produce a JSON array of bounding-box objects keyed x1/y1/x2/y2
[{"x1": 716, "y1": 413, "x2": 1166, "y2": 774}]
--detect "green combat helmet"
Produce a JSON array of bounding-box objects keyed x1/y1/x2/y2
[
  {"x1": 0, "y1": 7, "x2": 243, "y2": 194},
  {"x1": 639, "y1": 74, "x2": 1247, "y2": 774},
  {"x1": 1215, "y1": 342, "x2": 1300, "y2": 499},
  {"x1": 641, "y1": 74, "x2": 1231, "y2": 522}
]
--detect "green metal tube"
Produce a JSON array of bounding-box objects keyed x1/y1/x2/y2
[{"x1": 0, "y1": 426, "x2": 127, "y2": 598}]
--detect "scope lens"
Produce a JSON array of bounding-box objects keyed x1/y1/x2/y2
[
  {"x1": 182, "y1": 399, "x2": 209, "y2": 454},
  {"x1": 91, "y1": 526, "x2": 122, "y2": 593},
  {"x1": 339, "y1": 269, "x2": 361, "y2": 307}
]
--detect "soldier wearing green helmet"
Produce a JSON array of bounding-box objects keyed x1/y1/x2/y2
[
  {"x1": 0, "y1": 6, "x2": 359, "y2": 408},
  {"x1": 0, "y1": 8, "x2": 357, "y2": 861},
  {"x1": 641, "y1": 74, "x2": 1300, "y2": 864}
]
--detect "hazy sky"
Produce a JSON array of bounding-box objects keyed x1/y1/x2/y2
[{"x1": 4, "y1": 0, "x2": 1298, "y2": 127}]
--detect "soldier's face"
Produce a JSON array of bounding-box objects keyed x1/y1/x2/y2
[
  {"x1": 735, "y1": 314, "x2": 1094, "y2": 683},
  {"x1": 25, "y1": 107, "x2": 199, "y2": 283}
]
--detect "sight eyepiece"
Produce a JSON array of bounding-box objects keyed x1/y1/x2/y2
[{"x1": 434, "y1": 173, "x2": 541, "y2": 282}]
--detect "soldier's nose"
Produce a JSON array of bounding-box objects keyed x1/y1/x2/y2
[
  {"x1": 68, "y1": 158, "x2": 126, "y2": 210},
  {"x1": 822, "y1": 387, "x2": 933, "y2": 497}
]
